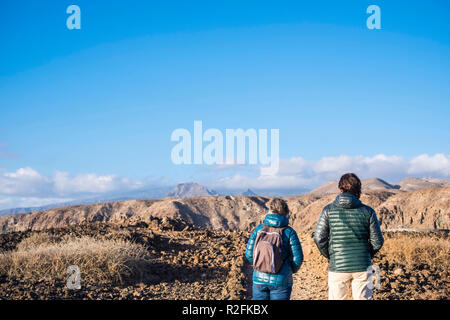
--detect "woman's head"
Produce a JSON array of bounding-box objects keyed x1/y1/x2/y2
[
  {"x1": 338, "y1": 173, "x2": 362, "y2": 199},
  {"x1": 269, "y1": 198, "x2": 289, "y2": 216}
]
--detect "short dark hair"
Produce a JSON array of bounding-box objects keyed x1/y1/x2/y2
[
  {"x1": 269, "y1": 198, "x2": 289, "y2": 216},
  {"x1": 338, "y1": 173, "x2": 362, "y2": 199}
]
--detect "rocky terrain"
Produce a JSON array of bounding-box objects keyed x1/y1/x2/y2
[
  {"x1": 0, "y1": 218, "x2": 251, "y2": 300},
  {"x1": 0, "y1": 217, "x2": 447, "y2": 300}
]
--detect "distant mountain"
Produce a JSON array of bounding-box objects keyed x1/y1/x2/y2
[
  {"x1": 398, "y1": 177, "x2": 450, "y2": 191},
  {"x1": 310, "y1": 178, "x2": 400, "y2": 196},
  {"x1": 0, "y1": 199, "x2": 106, "y2": 217},
  {"x1": 167, "y1": 183, "x2": 218, "y2": 198},
  {"x1": 0, "y1": 203, "x2": 68, "y2": 217},
  {"x1": 309, "y1": 180, "x2": 339, "y2": 196},
  {"x1": 362, "y1": 178, "x2": 400, "y2": 191},
  {"x1": 0, "y1": 185, "x2": 173, "y2": 216},
  {"x1": 241, "y1": 189, "x2": 257, "y2": 196},
  {"x1": 212, "y1": 187, "x2": 310, "y2": 197}
]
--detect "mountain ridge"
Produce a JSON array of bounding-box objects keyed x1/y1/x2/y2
[
  {"x1": 1, "y1": 177, "x2": 448, "y2": 216},
  {"x1": 0, "y1": 187, "x2": 448, "y2": 234}
]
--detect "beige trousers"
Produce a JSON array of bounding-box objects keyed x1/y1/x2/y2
[{"x1": 328, "y1": 271, "x2": 373, "y2": 300}]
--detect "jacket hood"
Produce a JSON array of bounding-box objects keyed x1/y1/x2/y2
[
  {"x1": 263, "y1": 213, "x2": 289, "y2": 227},
  {"x1": 333, "y1": 192, "x2": 362, "y2": 209}
]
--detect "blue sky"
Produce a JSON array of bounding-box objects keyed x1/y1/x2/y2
[{"x1": 0, "y1": 1, "x2": 449, "y2": 208}]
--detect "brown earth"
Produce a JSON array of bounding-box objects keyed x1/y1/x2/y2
[
  {"x1": 0, "y1": 188, "x2": 448, "y2": 235},
  {"x1": 290, "y1": 231, "x2": 449, "y2": 300},
  {"x1": 0, "y1": 218, "x2": 251, "y2": 300},
  {"x1": 0, "y1": 218, "x2": 447, "y2": 300}
]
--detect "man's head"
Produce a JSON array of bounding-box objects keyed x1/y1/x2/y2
[
  {"x1": 269, "y1": 198, "x2": 289, "y2": 216},
  {"x1": 338, "y1": 173, "x2": 362, "y2": 199}
]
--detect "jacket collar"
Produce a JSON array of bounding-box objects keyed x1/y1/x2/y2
[
  {"x1": 263, "y1": 213, "x2": 289, "y2": 227},
  {"x1": 333, "y1": 192, "x2": 362, "y2": 209}
]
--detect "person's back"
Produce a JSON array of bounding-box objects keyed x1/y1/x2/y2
[
  {"x1": 314, "y1": 173, "x2": 384, "y2": 300},
  {"x1": 245, "y1": 198, "x2": 303, "y2": 300}
]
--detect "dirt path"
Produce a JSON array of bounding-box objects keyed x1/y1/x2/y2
[
  {"x1": 291, "y1": 263, "x2": 328, "y2": 300},
  {"x1": 242, "y1": 232, "x2": 329, "y2": 300},
  {"x1": 290, "y1": 233, "x2": 329, "y2": 300}
]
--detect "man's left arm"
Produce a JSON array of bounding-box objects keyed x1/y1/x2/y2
[{"x1": 368, "y1": 209, "x2": 384, "y2": 257}]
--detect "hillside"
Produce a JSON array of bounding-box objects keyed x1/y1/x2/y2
[{"x1": 0, "y1": 188, "x2": 448, "y2": 234}]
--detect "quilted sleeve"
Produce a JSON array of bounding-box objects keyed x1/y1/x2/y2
[
  {"x1": 245, "y1": 224, "x2": 262, "y2": 264},
  {"x1": 288, "y1": 228, "x2": 303, "y2": 273},
  {"x1": 313, "y1": 206, "x2": 330, "y2": 259},
  {"x1": 368, "y1": 208, "x2": 384, "y2": 257}
]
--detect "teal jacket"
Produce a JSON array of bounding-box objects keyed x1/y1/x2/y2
[
  {"x1": 313, "y1": 192, "x2": 384, "y2": 272},
  {"x1": 245, "y1": 213, "x2": 303, "y2": 287}
]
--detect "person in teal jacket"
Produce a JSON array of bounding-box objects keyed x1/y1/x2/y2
[{"x1": 245, "y1": 198, "x2": 303, "y2": 300}]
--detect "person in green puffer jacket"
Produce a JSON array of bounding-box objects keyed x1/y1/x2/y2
[
  {"x1": 314, "y1": 173, "x2": 384, "y2": 300},
  {"x1": 245, "y1": 198, "x2": 303, "y2": 300}
]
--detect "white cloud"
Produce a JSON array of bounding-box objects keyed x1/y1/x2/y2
[
  {"x1": 408, "y1": 153, "x2": 450, "y2": 176},
  {"x1": 0, "y1": 167, "x2": 51, "y2": 196},
  {"x1": 215, "y1": 153, "x2": 450, "y2": 190},
  {"x1": 0, "y1": 168, "x2": 143, "y2": 199},
  {"x1": 53, "y1": 171, "x2": 143, "y2": 196}
]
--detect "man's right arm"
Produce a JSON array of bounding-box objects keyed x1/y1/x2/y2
[{"x1": 313, "y1": 206, "x2": 330, "y2": 259}]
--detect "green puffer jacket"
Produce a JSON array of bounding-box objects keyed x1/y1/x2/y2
[
  {"x1": 245, "y1": 213, "x2": 303, "y2": 287},
  {"x1": 313, "y1": 192, "x2": 384, "y2": 272}
]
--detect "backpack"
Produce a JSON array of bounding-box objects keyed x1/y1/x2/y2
[{"x1": 252, "y1": 224, "x2": 286, "y2": 274}]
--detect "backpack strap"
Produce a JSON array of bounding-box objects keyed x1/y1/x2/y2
[{"x1": 261, "y1": 224, "x2": 287, "y2": 246}]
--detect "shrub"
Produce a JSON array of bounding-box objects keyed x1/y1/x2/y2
[
  {"x1": 0, "y1": 234, "x2": 152, "y2": 285},
  {"x1": 381, "y1": 234, "x2": 449, "y2": 271}
]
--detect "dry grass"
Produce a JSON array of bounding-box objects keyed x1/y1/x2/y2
[
  {"x1": 0, "y1": 233, "x2": 153, "y2": 285},
  {"x1": 381, "y1": 233, "x2": 450, "y2": 271}
]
